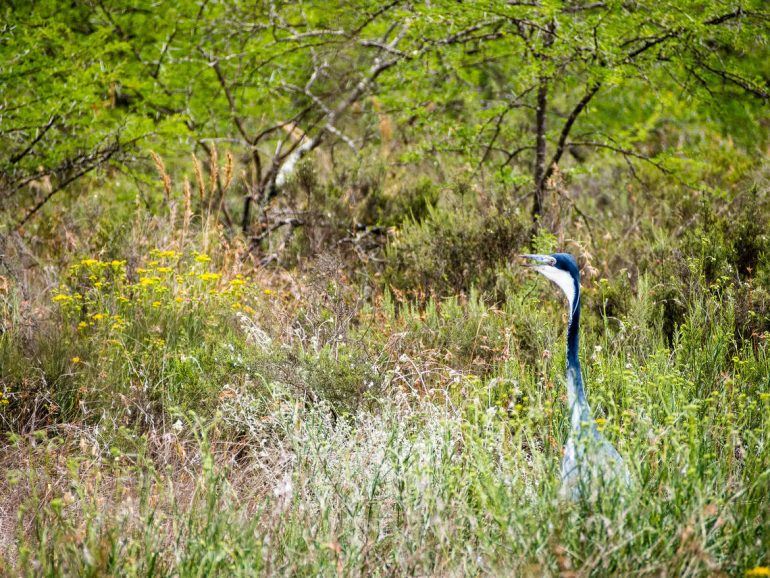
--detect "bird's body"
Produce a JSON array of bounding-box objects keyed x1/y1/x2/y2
[{"x1": 521, "y1": 253, "x2": 630, "y2": 499}]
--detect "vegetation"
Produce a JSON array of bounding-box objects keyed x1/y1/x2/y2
[{"x1": 1, "y1": 0, "x2": 769, "y2": 575}]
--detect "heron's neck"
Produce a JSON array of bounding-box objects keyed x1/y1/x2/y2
[{"x1": 566, "y1": 290, "x2": 588, "y2": 421}]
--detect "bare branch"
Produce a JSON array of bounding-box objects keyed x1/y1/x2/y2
[
  {"x1": 541, "y1": 82, "x2": 601, "y2": 185},
  {"x1": 9, "y1": 115, "x2": 57, "y2": 165},
  {"x1": 14, "y1": 139, "x2": 127, "y2": 230},
  {"x1": 209, "y1": 57, "x2": 252, "y2": 144}
]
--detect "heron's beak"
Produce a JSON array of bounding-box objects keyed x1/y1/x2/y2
[{"x1": 519, "y1": 254, "x2": 556, "y2": 267}]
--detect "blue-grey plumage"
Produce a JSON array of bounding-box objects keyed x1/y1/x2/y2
[{"x1": 521, "y1": 253, "x2": 630, "y2": 499}]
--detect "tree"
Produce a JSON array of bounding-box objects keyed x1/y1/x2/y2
[
  {"x1": 2, "y1": 0, "x2": 767, "y2": 238},
  {"x1": 401, "y1": 0, "x2": 768, "y2": 220}
]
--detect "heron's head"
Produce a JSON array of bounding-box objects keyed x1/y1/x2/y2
[{"x1": 520, "y1": 253, "x2": 581, "y2": 316}]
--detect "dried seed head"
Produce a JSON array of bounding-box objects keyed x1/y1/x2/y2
[
  {"x1": 192, "y1": 154, "x2": 205, "y2": 201},
  {"x1": 209, "y1": 146, "x2": 219, "y2": 195},
  {"x1": 224, "y1": 151, "x2": 234, "y2": 192},
  {"x1": 150, "y1": 150, "x2": 172, "y2": 199}
]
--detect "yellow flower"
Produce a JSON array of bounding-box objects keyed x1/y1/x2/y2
[
  {"x1": 78, "y1": 321, "x2": 88, "y2": 329},
  {"x1": 110, "y1": 260, "x2": 124, "y2": 267},
  {"x1": 139, "y1": 277, "x2": 157, "y2": 287},
  {"x1": 595, "y1": 418, "x2": 607, "y2": 425},
  {"x1": 746, "y1": 568, "x2": 770, "y2": 577},
  {"x1": 153, "y1": 249, "x2": 178, "y2": 259},
  {"x1": 92, "y1": 313, "x2": 106, "y2": 321},
  {"x1": 156, "y1": 266, "x2": 172, "y2": 274},
  {"x1": 52, "y1": 294, "x2": 71, "y2": 303},
  {"x1": 80, "y1": 258, "x2": 99, "y2": 267},
  {"x1": 194, "y1": 254, "x2": 211, "y2": 263},
  {"x1": 71, "y1": 357, "x2": 81, "y2": 364},
  {"x1": 152, "y1": 301, "x2": 162, "y2": 308},
  {"x1": 175, "y1": 296, "x2": 184, "y2": 303},
  {"x1": 198, "y1": 272, "x2": 221, "y2": 282},
  {"x1": 263, "y1": 289, "x2": 274, "y2": 296},
  {"x1": 230, "y1": 278, "x2": 245, "y2": 287}
]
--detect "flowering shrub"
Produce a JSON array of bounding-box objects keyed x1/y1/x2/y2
[{"x1": 43, "y1": 250, "x2": 261, "y2": 423}]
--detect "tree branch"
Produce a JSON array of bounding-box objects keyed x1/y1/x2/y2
[
  {"x1": 9, "y1": 115, "x2": 57, "y2": 165},
  {"x1": 541, "y1": 82, "x2": 601, "y2": 186}
]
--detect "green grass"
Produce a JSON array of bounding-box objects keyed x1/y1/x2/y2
[
  {"x1": 2, "y1": 229, "x2": 769, "y2": 575},
  {"x1": 1, "y1": 132, "x2": 769, "y2": 575}
]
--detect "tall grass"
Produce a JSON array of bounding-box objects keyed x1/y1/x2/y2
[
  {"x1": 2, "y1": 152, "x2": 769, "y2": 575},
  {"x1": 2, "y1": 240, "x2": 769, "y2": 575}
]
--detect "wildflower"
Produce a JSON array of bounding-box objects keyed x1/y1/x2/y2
[
  {"x1": 118, "y1": 296, "x2": 130, "y2": 303},
  {"x1": 71, "y1": 357, "x2": 81, "y2": 364},
  {"x1": 52, "y1": 294, "x2": 71, "y2": 303},
  {"x1": 156, "y1": 266, "x2": 173, "y2": 274},
  {"x1": 110, "y1": 260, "x2": 124, "y2": 267},
  {"x1": 198, "y1": 272, "x2": 221, "y2": 282},
  {"x1": 78, "y1": 321, "x2": 88, "y2": 330},
  {"x1": 194, "y1": 253, "x2": 211, "y2": 263},
  {"x1": 263, "y1": 288, "x2": 274, "y2": 296},
  {"x1": 92, "y1": 313, "x2": 106, "y2": 321},
  {"x1": 152, "y1": 301, "x2": 162, "y2": 308},
  {"x1": 595, "y1": 417, "x2": 607, "y2": 431},
  {"x1": 148, "y1": 337, "x2": 166, "y2": 348},
  {"x1": 230, "y1": 278, "x2": 246, "y2": 287},
  {"x1": 139, "y1": 277, "x2": 157, "y2": 287},
  {"x1": 80, "y1": 258, "x2": 100, "y2": 267},
  {"x1": 746, "y1": 568, "x2": 770, "y2": 577},
  {"x1": 153, "y1": 250, "x2": 178, "y2": 259}
]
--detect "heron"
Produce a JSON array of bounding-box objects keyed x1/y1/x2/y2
[{"x1": 520, "y1": 253, "x2": 630, "y2": 499}]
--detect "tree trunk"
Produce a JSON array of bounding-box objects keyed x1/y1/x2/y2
[
  {"x1": 532, "y1": 77, "x2": 548, "y2": 220},
  {"x1": 531, "y1": 21, "x2": 555, "y2": 222}
]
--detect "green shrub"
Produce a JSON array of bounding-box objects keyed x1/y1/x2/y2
[{"x1": 385, "y1": 192, "x2": 529, "y2": 298}]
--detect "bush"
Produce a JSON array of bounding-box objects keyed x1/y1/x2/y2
[{"x1": 385, "y1": 190, "x2": 529, "y2": 298}]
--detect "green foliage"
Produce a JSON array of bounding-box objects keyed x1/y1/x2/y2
[{"x1": 385, "y1": 193, "x2": 530, "y2": 298}]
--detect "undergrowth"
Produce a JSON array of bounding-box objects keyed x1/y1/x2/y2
[{"x1": 2, "y1": 156, "x2": 770, "y2": 576}]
